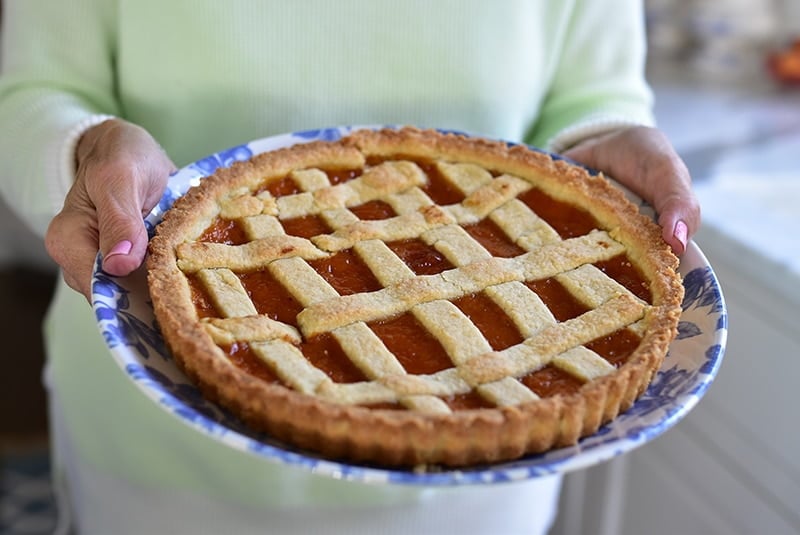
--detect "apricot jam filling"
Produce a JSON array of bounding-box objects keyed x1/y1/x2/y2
[
  {"x1": 387, "y1": 238, "x2": 454, "y2": 276},
  {"x1": 189, "y1": 275, "x2": 218, "y2": 319},
  {"x1": 308, "y1": 249, "x2": 383, "y2": 296},
  {"x1": 226, "y1": 335, "x2": 368, "y2": 386},
  {"x1": 415, "y1": 159, "x2": 466, "y2": 206},
  {"x1": 526, "y1": 277, "x2": 589, "y2": 322},
  {"x1": 349, "y1": 199, "x2": 396, "y2": 221},
  {"x1": 518, "y1": 187, "x2": 598, "y2": 239},
  {"x1": 262, "y1": 176, "x2": 301, "y2": 197},
  {"x1": 238, "y1": 269, "x2": 302, "y2": 324},
  {"x1": 280, "y1": 214, "x2": 330, "y2": 239},
  {"x1": 227, "y1": 342, "x2": 283, "y2": 385},
  {"x1": 193, "y1": 159, "x2": 649, "y2": 404},
  {"x1": 521, "y1": 365, "x2": 583, "y2": 398},
  {"x1": 369, "y1": 313, "x2": 453, "y2": 375},
  {"x1": 452, "y1": 292, "x2": 523, "y2": 351},
  {"x1": 199, "y1": 218, "x2": 248, "y2": 245},
  {"x1": 302, "y1": 333, "x2": 367, "y2": 383},
  {"x1": 595, "y1": 254, "x2": 652, "y2": 303},
  {"x1": 463, "y1": 218, "x2": 526, "y2": 258}
]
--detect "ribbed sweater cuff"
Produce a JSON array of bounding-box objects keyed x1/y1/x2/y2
[{"x1": 546, "y1": 115, "x2": 647, "y2": 154}]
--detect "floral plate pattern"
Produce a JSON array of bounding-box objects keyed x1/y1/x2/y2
[{"x1": 91, "y1": 126, "x2": 727, "y2": 486}]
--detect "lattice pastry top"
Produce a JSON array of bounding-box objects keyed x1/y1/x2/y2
[{"x1": 147, "y1": 127, "x2": 684, "y2": 467}]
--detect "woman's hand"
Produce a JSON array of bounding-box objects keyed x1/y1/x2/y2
[
  {"x1": 562, "y1": 126, "x2": 700, "y2": 256},
  {"x1": 45, "y1": 118, "x2": 176, "y2": 300}
]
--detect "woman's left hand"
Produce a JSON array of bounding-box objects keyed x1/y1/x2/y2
[{"x1": 562, "y1": 126, "x2": 700, "y2": 255}]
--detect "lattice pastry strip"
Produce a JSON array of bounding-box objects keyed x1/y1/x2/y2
[
  {"x1": 268, "y1": 257, "x2": 339, "y2": 307},
  {"x1": 202, "y1": 316, "x2": 302, "y2": 346},
  {"x1": 195, "y1": 268, "x2": 257, "y2": 317},
  {"x1": 557, "y1": 264, "x2": 646, "y2": 307},
  {"x1": 323, "y1": 371, "x2": 536, "y2": 410},
  {"x1": 289, "y1": 168, "x2": 330, "y2": 191},
  {"x1": 379, "y1": 368, "x2": 470, "y2": 398},
  {"x1": 445, "y1": 174, "x2": 531, "y2": 225},
  {"x1": 251, "y1": 340, "x2": 332, "y2": 396},
  {"x1": 316, "y1": 379, "x2": 402, "y2": 407},
  {"x1": 489, "y1": 199, "x2": 562, "y2": 249},
  {"x1": 239, "y1": 214, "x2": 285, "y2": 241},
  {"x1": 219, "y1": 193, "x2": 264, "y2": 220},
  {"x1": 332, "y1": 321, "x2": 454, "y2": 414},
  {"x1": 353, "y1": 240, "x2": 416, "y2": 286},
  {"x1": 383, "y1": 187, "x2": 433, "y2": 215},
  {"x1": 477, "y1": 377, "x2": 540, "y2": 406},
  {"x1": 177, "y1": 235, "x2": 327, "y2": 272},
  {"x1": 313, "y1": 175, "x2": 530, "y2": 252},
  {"x1": 276, "y1": 161, "x2": 426, "y2": 219},
  {"x1": 483, "y1": 282, "x2": 557, "y2": 338},
  {"x1": 319, "y1": 208, "x2": 359, "y2": 233},
  {"x1": 459, "y1": 294, "x2": 645, "y2": 386},
  {"x1": 556, "y1": 263, "x2": 648, "y2": 337},
  {"x1": 411, "y1": 300, "x2": 493, "y2": 367},
  {"x1": 435, "y1": 161, "x2": 494, "y2": 193},
  {"x1": 421, "y1": 224, "x2": 491, "y2": 266},
  {"x1": 396, "y1": 395, "x2": 452, "y2": 414},
  {"x1": 312, "y1": 206, "x2": 455, "y2": 251},
  {"x1": 331, "y1": 322, "x2": 406, "y2": 378},
  {"x1": 551, "y1": 346, "x2": 616, "y2": 382},
  {"x1": 298, "y1": 230, "x2": 625, "y2": 337},
  {"x1": 216, "y1": 188, "x2": 278, "y2": 220}
]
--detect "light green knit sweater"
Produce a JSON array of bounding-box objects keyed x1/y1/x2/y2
[{"x1": 0, "y1": 0, "x2": 653, "y2": 530}]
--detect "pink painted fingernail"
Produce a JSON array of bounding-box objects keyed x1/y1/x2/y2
[
  {"x1": 673, "y1": 220, "x2": 688, "y2": 250},
  {"x1": 106, "y1": 240, "x2": 133, "y2": 258}
]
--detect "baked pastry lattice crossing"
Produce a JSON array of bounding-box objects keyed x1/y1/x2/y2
[{"x1": 148, "y1": 127, "x2": 683, "y2": 467}]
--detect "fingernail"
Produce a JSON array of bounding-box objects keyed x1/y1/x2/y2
[
  {"x1": 673, "y1": 220, "x2": 688, "y2": 250},
  {"x1": 106, "y1": 240, "x2": 133, "y2": 258}
]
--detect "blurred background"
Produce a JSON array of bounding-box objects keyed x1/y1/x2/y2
[
  {"x1": 552, "y1": 1, "x2": 800, "y2": 534},
  {"x1": 1, "y1": 0, "x2": 799, "y2": 533}
]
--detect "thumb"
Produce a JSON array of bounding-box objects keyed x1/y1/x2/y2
[
  {"x1": 96, "y1": 191, "x2": 152, "y2": 277},
  {"x1": 88, "y1": 159, "x2": 164, "y2": 278}
]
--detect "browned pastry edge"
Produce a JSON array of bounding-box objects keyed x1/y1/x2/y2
[{"x1": 147, "y1": 126, "x2": 684, "y2": 468}]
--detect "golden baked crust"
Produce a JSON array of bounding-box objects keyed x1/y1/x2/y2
[{"x1": 147, "y1": 127, "x2": 683, "y2": 468}]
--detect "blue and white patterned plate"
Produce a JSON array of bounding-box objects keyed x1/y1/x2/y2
[{"x1": 91, "y1": 126, "x2": 727, "y2": 486}]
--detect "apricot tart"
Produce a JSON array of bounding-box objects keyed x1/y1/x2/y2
[{"x1": 147, "y1": 127, "x2": 684, "y2": 468}]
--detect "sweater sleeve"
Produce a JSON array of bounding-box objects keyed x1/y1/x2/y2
[
  {"x1": 525, "y1": 0, "x2": 655, "y2": 152},
  {"x1": 0, "y1": 0, "x2": 118, "y2": 238}
]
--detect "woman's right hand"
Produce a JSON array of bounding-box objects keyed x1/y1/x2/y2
[{"x1": 45, "y1": 118, "x2": 176, "y2": 300}]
